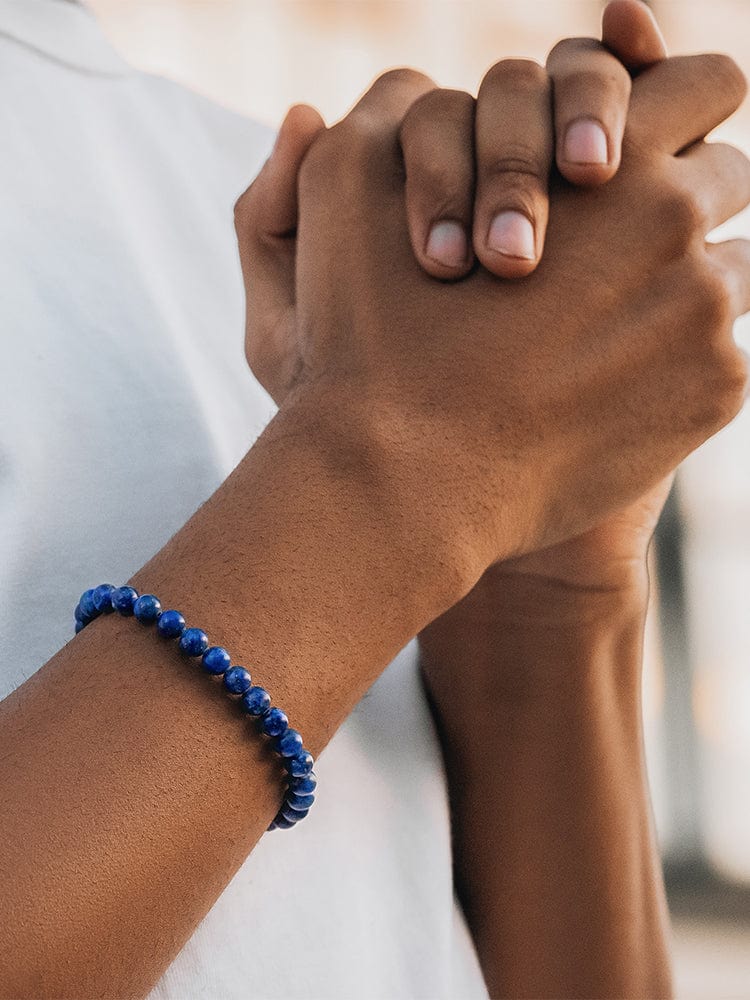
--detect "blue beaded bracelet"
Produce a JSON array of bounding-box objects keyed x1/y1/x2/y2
[{"x1": 74, "y1": 584, "x2": 316, "y2": 831}]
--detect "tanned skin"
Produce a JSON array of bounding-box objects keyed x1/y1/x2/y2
[
  {"x1": 2, "y1": 3, "x2": 749, "y2": 997},
  {"x1": 238, "y1": 4, "x2": 748, "y2": 998}
]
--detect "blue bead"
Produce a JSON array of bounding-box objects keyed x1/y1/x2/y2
[
  {"x1": 288, "y1": 773, "x2": 317, "y2": 795},
  {"x1": 274, "y1": 815, "x2": 296, "y2": 830},
  {"x1": 179, "y1": 628, "x2": 209, "y2": 657},
  {"x1": 133, "y1": 594, "x2": 161, "y2": 623},
  {"x1": 286, "y1": 792, "x2": 315, "y2": 811},
  {"x1": 267, "y1": 820, "x2": 278, "y2": 832},
  {"x1": 241, "y1": 686, "x2": 271, "y2": 717},
  {"x1": 111, "y1": 586, "x2": 139, "y2": 616},
  {"x1": 276, "y1": 729, "x2": 303, "y2": 758},
  {"x1": 157, "y1": 609, "x2": 186, "y2": 638},
  {"x1": 223, "y1": 666, "x2": 252, "y2": 695},
  {"x1": 79, "y1": 588, "x2": 97, "y2": 619},
  {"x1": 202, "y1": 646, "x2": 230, "y2": 675},
  {"x1": 92, "y1": 584, "x2": 116, "y2": 614},
  {"x1": 286, "y1": 751, "x2": 314, "y2": 777},
  {"x1": 74, "y1": 603, "x2": 90, "y2": 625},
  {"x1": 261, "y1": 708, "x2": 289, "y2": 737},
  {"x1": 75, "y1": 620, "x2": 86, "y2": 634},
  {"x1": 281, "y1": 803, "x2": 309, "y2": 823}
]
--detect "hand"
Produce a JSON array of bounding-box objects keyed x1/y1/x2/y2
[
  {"x1": 239, "y1": 0, "x2": 669, "y2": 406},
  {"x1": 424, "y1": 2, "x2": 690, "y2": 627},
  {"x1": 235, "y1": 49, "x2": 750, "y2": 595},
  {"x1": 473, "y1": 0, "x2": 672, "y2": 612}
]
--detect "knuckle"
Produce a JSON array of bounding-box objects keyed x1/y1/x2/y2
[
  {"x1": 401, "y1": 87, "x2": 473, "y2": 139},
  {"x1": 691, "y1": 264, "x2": 734, "y2": 330},
  {"x1": 482, "y1": 58, "x2": 548, "y2": 93},
  {"x1": 722, "y1": 348, "x2": 749, "y2": 399},
  {"x1": 298, "y1": 123, "x2": 356, "y2": 191},
  {"x1": 547, "y1": 36, "x2": 597, "y2": 65},
  {"x1": 373, "y1": 66, "x2": 434, "y2": 92},
  {"x1": 335, "y1": 112, "x2": 388, "y2": 150},
  {"x1": 658, "y1": 186, "x2": 705, "y2": 244},
  {"x1": 698, "y1": 53, "x2": 748, "y2": 104},
  {"x1": 483, "y1": 145, "x2": 546, "y2": 183},
  {"x1": 709, "y1": 348, "x2": 748, "y2": 426},
  {"x1": 562, "y1": 65, "x2": 631, "y2": 101}
]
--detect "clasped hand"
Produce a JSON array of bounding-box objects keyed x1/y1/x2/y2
[{"x1": 234, "y1": 0, "x2": 750, "y2": 616}]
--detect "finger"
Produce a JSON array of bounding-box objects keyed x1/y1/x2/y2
[
  {"x1": 234, "y1": 104, "x2": 324, "y2": 374},
  {"x1": 399, "y1": 89, "x2": 475, "y2": 279},
  {"x1": 601, "y1": 0, "x2": 668, "y2": 71},
  {"x1": 547, "y1": 38, "x2": 632, "y2": 186},
  {"x1": 255, "y1": 104, "x2": 327, "y2": 240},
  {"x1": 707, "y1": 239, "x2": 750, "y2": 317},
  {"x1": 629, "y1": 54, "x2": 748, "y2": 153},
  {"x1": 343, "y1": 67, "x2": 437, "y2": 135},
  {"x1": 679, "y1": 142, "x2": 750, "y2": 234},
  {"x1": 473, "y1": 59, "x2": 552, "y2": 278}
]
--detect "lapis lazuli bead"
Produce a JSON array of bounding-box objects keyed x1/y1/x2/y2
[
  {"x1": 202, "y1": 646, "x2": 230, "y2": 675},
  {"x1": 288, "y1": 773, "x2": 317, "y2": 795},
  {"x1": 274, "y1": 815, "x2": 296, "y2": 830},
  {"x1": 286, "y1": 751, "x2": 314, "y2": 777},
  {"x1": 287, "y1": 792, "x2": 315, "y2": 811},
  {"x1": 281, "y1": 803, "x2": 309, "y2": 823},
  {"x1": 112, "y1": 586, "x2": 139, "y2": 616},
  {"x1": 179, "y1": 628, "x2": 209, "y2": 657},
  {"x1": 241, "y1": 686, "x2": 271, "y2": 717},
  {"x1": 267, "y1": 820, "x2": 278, "y2": 832},
  {"x1": 157, "y1": 609, "x2": 186, "y2": 639},
  {"x1": 133, "y1": 594, "x2": 161, "y2": 623},
  {"x1": 75, "y1": 620, "x2": 86, "y2": 634},
  {"x1": 79, "y1": 588, "x2": 97, "y2": 620},
  {"x1": 223, "y1": 666, "x2": 252, "y2": 695},
  {"x1": 92, "y1": 583, "x2": 116, "y2": 614},
  {"x1": 262, "y1": 707, "x2": 289, "y2": 737},
  {"x1": 74, "y1": 603, "x2": 90, "y2": 625},
  {"x1": 276, "y1": 729, "x2": 303, "y2": 758}
]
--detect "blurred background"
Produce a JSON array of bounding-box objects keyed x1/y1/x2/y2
[{"x1": 84, "y1": 1, "x2": 750, "y2": 996}]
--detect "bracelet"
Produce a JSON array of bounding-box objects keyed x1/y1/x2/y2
[{"x1": 74, "y1": 584, "x2": 317, "y2": 831}]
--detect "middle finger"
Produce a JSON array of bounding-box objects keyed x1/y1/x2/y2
[{"x1": 473, "y1": 58, "x2": 553, "y2": 278}]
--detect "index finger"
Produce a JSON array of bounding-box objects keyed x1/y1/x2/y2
[
  {"x1": 601, "y1": 0, "x2": 668, "y2": 72},
  {"x1": 546, "y1": 1, "x2": 667, "y2": 188}
]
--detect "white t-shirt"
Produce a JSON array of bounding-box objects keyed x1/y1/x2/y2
[{"x1": 0, "y1": 2, "x2": 489, "y2": 996}]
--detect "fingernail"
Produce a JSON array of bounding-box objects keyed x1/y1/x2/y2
[
  {"x1": 487, "y1": 211, "x2": 536, "y2": 260},
  {"x1": 563, "y1": 119, "x2": 609, "y2": 165},
  {"x1": 425, "y1": 220, "x2": 468, "y2": 268}
]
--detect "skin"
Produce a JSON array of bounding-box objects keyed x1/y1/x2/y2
[
  {"x1": 238, "y1": 4, "x2": 749, "y2": 996},
  {"x1": 2, "y1": 5, "x2": 749, "y2": 999},
  {"x1": 242, "y1": 1, "x2": 674, "y2": 400}
]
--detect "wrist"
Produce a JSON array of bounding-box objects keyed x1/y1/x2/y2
[
  {"x1": 421, "y1": 603, "x2": 647, "y2": 787},
  {"x1": 420, "y1": 569, "x2": 648, "y2": 709},
  {"x1": 278, "y1": 382, "x2": 490, "y2": 613},
  {"x1": 447, "y1": 557, "x2": 651, "y2": 634}
]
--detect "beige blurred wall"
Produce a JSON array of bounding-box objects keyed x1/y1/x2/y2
[{"x1": 86, "y1": 1, "x2": 750, "y2": 132}]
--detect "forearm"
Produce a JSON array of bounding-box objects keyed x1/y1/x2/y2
[
  {"x1": 0, "y1": 389, "x2": 461, "y2": 999},
  {"x1": 420, "y1": 575, "x2": 672, "y2": 999}
]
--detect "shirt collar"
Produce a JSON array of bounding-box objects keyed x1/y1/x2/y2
[{"x1": 0, "y1": 0, "x2": 133, "y2": 76}]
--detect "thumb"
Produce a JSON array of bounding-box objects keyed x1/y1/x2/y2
[
  {"x1": 602, "y1": 0, "x2": 668, "y2": 72},
  {"x1": 235, "y1": 103, "x2": 326, "y2": 309}
]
